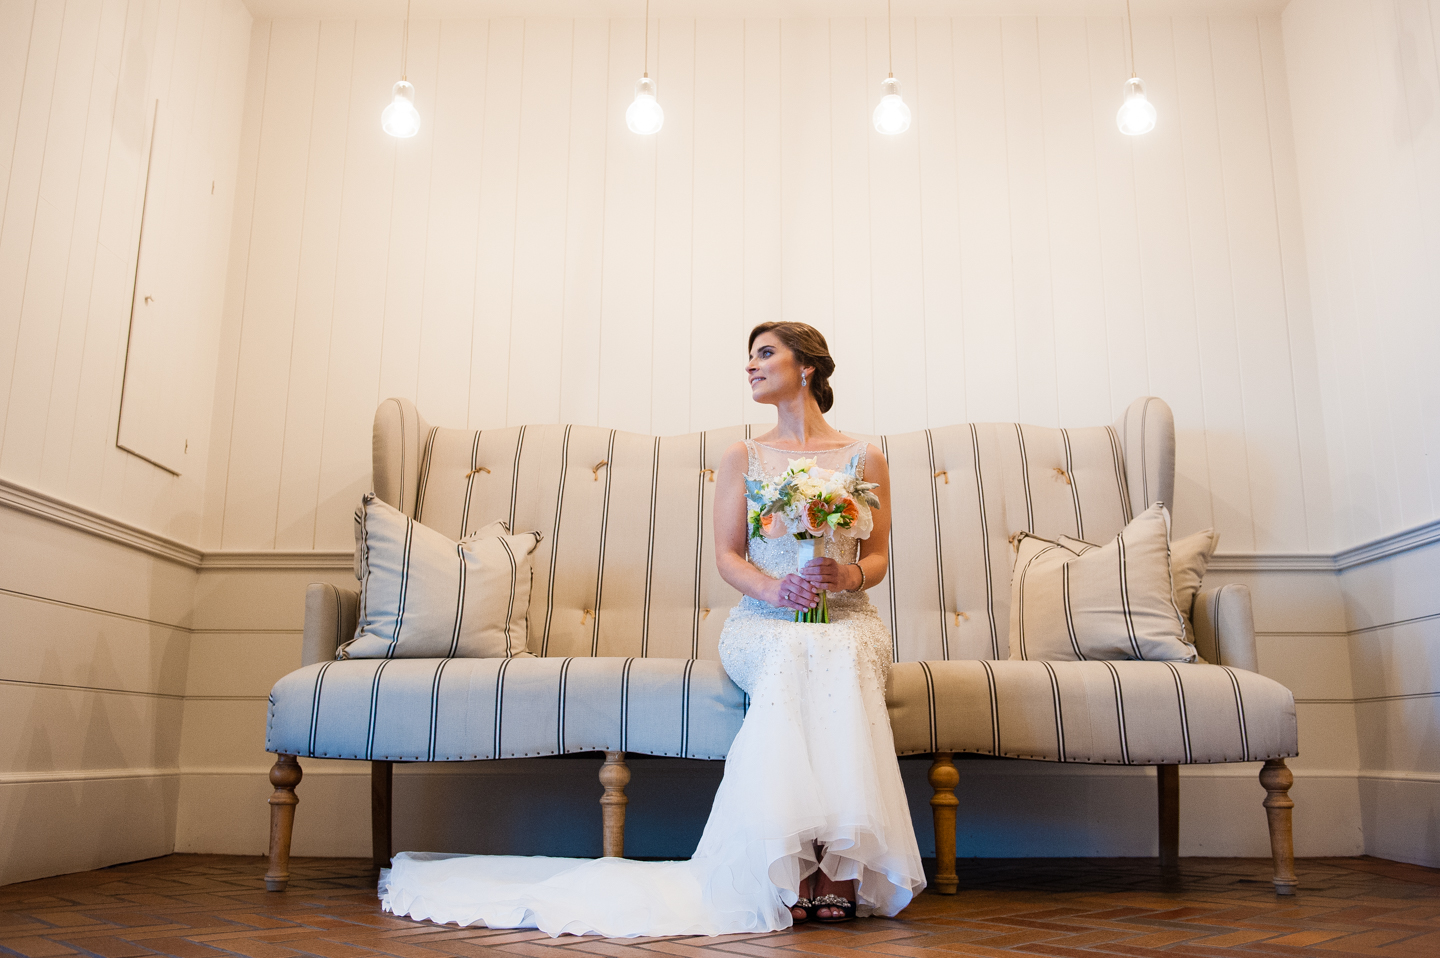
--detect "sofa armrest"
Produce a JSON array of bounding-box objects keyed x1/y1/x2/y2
[
  {"x1": 1191, "y1": 583, "x2": 1258, "y2": 671},
  {"x1": 302, "y1": 583, "x2": 360, "y2": 666}
]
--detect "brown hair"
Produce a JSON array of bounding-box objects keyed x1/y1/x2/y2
[{"x1": 747, "y1": 322, "x2": 837, "y2": 413}]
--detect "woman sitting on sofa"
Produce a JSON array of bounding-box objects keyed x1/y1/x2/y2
[{"x1": 380, "y1": 321, "x2": 924, "y2": 936}]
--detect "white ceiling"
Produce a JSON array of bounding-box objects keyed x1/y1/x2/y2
[{"x1": 243, "y1": 0, "x2": 1290, "y2": 21}]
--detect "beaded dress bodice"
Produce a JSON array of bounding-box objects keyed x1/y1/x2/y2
[{"x1": 737, "y1": 438, "x2": 870, "y2": 618}]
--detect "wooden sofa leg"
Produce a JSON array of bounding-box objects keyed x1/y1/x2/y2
[
  {"x1": 1261, "y1": 758, "x2": 1298, "y2": 895},
  {"x1": 372, "y1": 761, "x2": 393, "y2": 872},
  {"x1": 600, "y1": 751, "x2": 629, "y2": 858},
  {"x1": 1157, "y1": 764, "x2": 1179, "y2": 873},
  {"x1": 929, "y1": 752, "x2": 959, "y2": 894},
  {"x1": 264, "y1": 755, "x2": 302, "y2": 891}
]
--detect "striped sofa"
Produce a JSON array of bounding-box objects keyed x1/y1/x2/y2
[{"x1": 263, "y1": 397, "x2": 1300, "y2": 897}]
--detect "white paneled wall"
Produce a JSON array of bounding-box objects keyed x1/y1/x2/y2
[
  {"x1": 0, "y1": 0, "x2": 251, "y2": 542},
  {"x1": 1283, "y1": 0, "x2": 1440, "y2": 549},
  {"x1": 1281, "y1": 0, "x2": 1440, "y2": 868},
  {"x1": 205, "y1": 13, "x2": 1333, "y2": 555},
  {"x1": 0, "y1": 0, "x2": 252, "y2": 884}
]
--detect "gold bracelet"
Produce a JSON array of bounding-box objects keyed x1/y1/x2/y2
[{"x1": 848, "y1": 560, "x2": 866, "y2": 592}]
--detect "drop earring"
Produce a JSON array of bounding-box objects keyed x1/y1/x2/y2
[{"x1": 802, "y1": 372, "x2": 808, "y2": 387}]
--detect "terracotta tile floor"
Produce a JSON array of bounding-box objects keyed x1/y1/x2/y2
[{"x1": 2, "y1": 856, "x2": 1438, "y2": 958}]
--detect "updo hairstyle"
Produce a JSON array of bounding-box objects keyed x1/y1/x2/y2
[{"x1": 747, "y1": 322, "x2": 837, "y2": 414}]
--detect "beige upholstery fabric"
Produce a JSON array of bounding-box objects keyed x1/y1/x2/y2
[
  {"x1": 1113, "y1": 397, "x2": 1175, "y2": 519},
  {"x1": 375, "y1": 399, "x2": 1176, "y2": 664},
  {"x1": 270, "y1": 396, "x2": 1299, "y2": 769},
  {"x1": 373, "y1": 398, "x2": 430, "y2": 517},
  {"x1": 266, "y1": 654, "x2": 1297, "y2": 765},
  {"x1": 1010, "y1": 505, "x2": 1194, "y2": 662},
  {"x1": 303, "y1": 583, "x2": 360, "y2": 667},
  {"x1": 268, "y1": 656, "x2": 746, "y2": 761},
  {"x1": 342, "y1": 496, "x2": 541, "y2": 659},
  {"x1": 1192, "y1": 584, "x2": 1260, "y2": 671},
  {"x1": 886, "y1": 659, "x2": 1296, "y2": 763},
  {"x1": 1169, "y1": 529, "x2": 1219, "y2": 646},
  {"x1": 1057, "y1": 526, "x2": 1217, "y2": 652}
]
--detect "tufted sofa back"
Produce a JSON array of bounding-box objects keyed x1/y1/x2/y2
[{"x1": 371, "y1": 397, "x2": 1174, "y2": 663}]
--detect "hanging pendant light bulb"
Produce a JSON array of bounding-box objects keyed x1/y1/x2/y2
[
  {"x1": 382, "y1": 0, "x2": 419, "y2": 138},
  {"x1": 1117, "y1": 76, "x2": 1156, "y2": 135},
  {"x1": 873, "y1": 0, "x2": 910, "y2": 135},
  {"x1": 627, "y1": 0, "x2": 664, "y2": 134},
  {"x1": 1116, "y1": 0, "x2": 1155, "y2": 136}
]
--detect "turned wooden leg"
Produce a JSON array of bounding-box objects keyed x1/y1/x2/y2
[
  {"x1": 929, "y1": 752, "x2": 959, "y2": 894},
  {"x1": 1261, "y1": 758, "x2": 1298, "y2": 895},
  {"x1": 264, "y1": 755, "x2": 302, "y2": 892},
  {"x1": 1157, "y1": 764, "x2": 1179, "y2": 873},
  {"x1": 371, "y1": 760, "x2": 393, "y2": 872},
  {"x1": 600, "y1": 751, "x2": 630, "y2": 859}
]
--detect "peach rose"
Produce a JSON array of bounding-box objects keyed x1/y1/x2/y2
[
  {"x1": 760, "y1": 512, "x2": 790, "y2": 538},
  {"x1": 803, "y1": 501, "x2": 831, "y2": 536}
]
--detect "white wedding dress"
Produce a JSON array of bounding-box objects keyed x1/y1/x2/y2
[{"x1": 379, "y1": 439, "x2": 925, "y2": 937}]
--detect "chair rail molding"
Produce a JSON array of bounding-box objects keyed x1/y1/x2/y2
[{"x1": 4, "y1": 475, "x2": 1437, "y2": 575}]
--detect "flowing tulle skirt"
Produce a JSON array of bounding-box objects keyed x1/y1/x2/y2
[{"x1": 379, "y1": 605, "x2": 925, "y2": 937}]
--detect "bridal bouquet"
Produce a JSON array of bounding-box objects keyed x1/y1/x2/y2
[{"x1": 746, "y1": 454, "x2": 881, "y2": 622}]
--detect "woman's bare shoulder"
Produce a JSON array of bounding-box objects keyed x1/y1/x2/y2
[{"x1": 718, "y1": 440, "x2": 749, "y2": 469}]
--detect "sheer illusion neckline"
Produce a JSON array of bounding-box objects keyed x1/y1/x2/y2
[{"x1": 750, "y1": 438, "x2": 865, "y2": 454}]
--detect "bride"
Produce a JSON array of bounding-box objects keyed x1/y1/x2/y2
[{"x1": 379, "y1": 321, "x2": 925, "y2": 937}]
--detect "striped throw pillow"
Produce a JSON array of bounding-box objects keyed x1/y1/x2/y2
[
  {"x1": 1009, "y1": 503, "x2": 1195, "y2": 662},
  {"x1": 339, "y1": 494, "x2": 543, "y2": 659},
  {"x1": 1066, "y1": 527, "x2": 1219, "y2": 649}
]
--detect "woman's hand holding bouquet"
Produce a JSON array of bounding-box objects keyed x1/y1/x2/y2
[{"x1": 745, "y1": 454, "x2": 880, "y2": 623}]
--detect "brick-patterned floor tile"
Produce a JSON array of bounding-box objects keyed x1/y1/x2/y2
[{"x1": 5, "y1": 856, "x2": 1440, "y2": 958}]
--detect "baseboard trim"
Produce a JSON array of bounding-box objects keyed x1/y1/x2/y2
[{"x1": 0, "y1": 767, "x2": 182, "y2": 786}]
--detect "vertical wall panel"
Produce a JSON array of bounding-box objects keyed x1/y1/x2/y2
[
  {"x1": 312, "y1": 19, "x2": 401, "y2": 549},
  {"x1": 415, "y1": 19, "x2": 487, "y2": 431},
  {"x1": 4, "y1": 0, "x2": 104, "y2": 485},
  {"x1": 741, "y1": 18, "x2": 781, "y2": 428},
  {"x1": 273, "y1": 19, "x2": 354, "y2": 550},
  {"x1": 651, "y1": 17, "x2": 696, "y2": 437},
  {"x1": 1126, "y1": 15, "x2": 1211, "y2": 538},
  {"x1": 953, "y1": 17, "x2": 1019, "y2": 425},
  {"x1": 466, "y1": 18, "x2": 524, "y2": 431},
  {"x1": 1038, "y1": 17, "x2": 1111, "y2": 430},
  {"x1": 557, "y1": 18, "x2": 608, "y2": 427},
  {"x1": 1284, "y1": 0, "x2": 1440, "y2": 541},
  {"x1": 1210, "y1": 17, "x2": 1309, "y2": 552},
  {"x1": 219, "y1": 21, "x2": 319, "y2": 549},
  {"x1": 1086, "y1": 20, "x2": 1150, "y2": 422},
  {"x1": 867, "y1": 15, "x2": 928, "y2": 436},
  {"x1": 374, "y1": 21, "x2": 440, "y2": 408},
  {"x1": 596, "y1": 18, "x2": 656, "y2": 434},
  {"x1": 826, "y1": 18, "x2": 875, "y2": 435},
  {"x1": 1173, "y1": 16, "x2": 1257, "y2": 551},
  {"x1": 779, "y1": 19, "x2": 834, "y2": 349},
  {"x1": 915, "y1": 17, "x2": 964, "y2": 429},
  {"x1": 196, "y1": 12, "x2": 1339, "y2": 556},
  {"x1": 1000, "y1": 16, "x2": 1059, "y2": 428},
  {"x1": 689, "y1": 18, "x2": 744, "y2": 433},
  {"x1": 38, "y1": 0, "x2": 127, "y2": 492},
  {"x1": 0, "y1": 0, "x2": 66, "y2": 450},
  {"x1": 507, "y1": 19, "x2": 575, "y2": 427}
]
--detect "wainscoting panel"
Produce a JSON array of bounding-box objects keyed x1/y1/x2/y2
[{"x1": 0, "y1": 504, "x2": 199, "y2": 885}]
